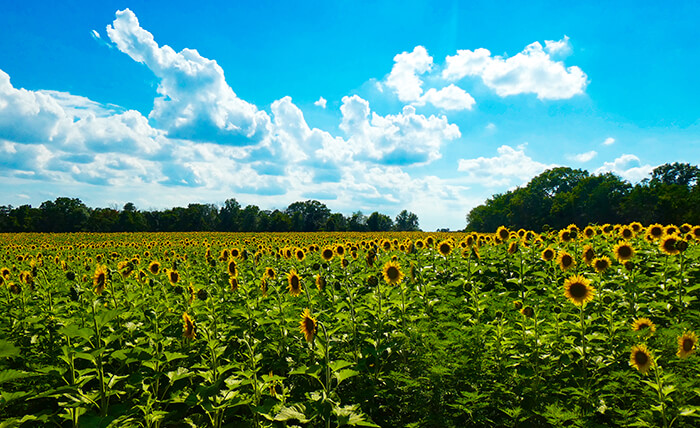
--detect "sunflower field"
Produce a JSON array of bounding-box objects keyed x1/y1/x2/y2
[{"x1": 1, "y1": 223, "x2": 699, "y2": 427}]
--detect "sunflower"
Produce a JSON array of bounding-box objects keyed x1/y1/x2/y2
[
  {"x1": 182, "y1": 312, "x2": 196, "y2": 340},
  {"x1": 630, "y1": 344, "x2": 653, "y2": 374},
  {"x1": 227, "y1": 259, "x2": 237, "y2": 276},
  {"x1": 287, "y1": 269, "x2": 302, "y2": 297},
  {"x1": 166, "y1": 268, "x2": 180, "y2": 285},
  {"x1": 556, "y1": 251, "x2": 576, "y2": 271},
  {"x1": 613, "y1": 241, "x2": 635, "y2": 262},
  {"x1": 9, "y1": 282, "x2": 21, "y2": 295},
  {"x1": 541, "y1": 247, "x2": 555, "y2": 262},
  {"x1": 93, "y1": 264, "x2": 108, "y2": 294},
  {"x1": 415, "y1": 239, "x2": 425, "y2": 249},
  {"x1": 438, "y1": 241, "x2": 452, "y2": 256},
  {"x1": 647, "y1": 224, "x2": 664, "y2": 240},
  {"x1": 520, "y1": 306, "x2": 535, "y2": 318},
  {"x1": 228, "y1": 275, "x2": 239, "y2": 292},
  {"x1": 632, "y1": 317, "x2": 656, "y2": 335},
  {"x1": 315, "y1": 274, "x2": 325, "y2": 291},
  {"x1": 507, "y1": 241, "x2": 519, "y2": 255},
  {"x1": 619, "y1": 226, "x2": 634, "y2": 240},
  {"x1": 496, "y1": 226, "x2": 510, "y2": 241},
  {"x1": 558, "y1": 229, "x2": 572, "y2": 243},
  {"x1": 1, "y1": 267, "x2": 10, "y2": 280},
  {"x1": 321, "y1": 247, "x2": 334, "y2": 261},
  {"x1": 295, "y1": 248, "x2": 305, "y2": 262},
  {"x1": 592, "y1": 256, "x2": 611, "y2": 274},
  {"x1": 299, "y1": 308, "x2": 317, "y2": 342},
  {"x1": 582, "y1": 245, "x2": 596, "y2": 266},
  {"x1": 676, "y1": 331, "x2": 697, "y2": 359},
  {"x1": 265, "y1": 267, "x2": 276, "y2": 280},
  {"x1": 659, "y1": 234, "x2": 680, "y2": 256},
  {"x1": 335, "y1": 245, "x2": 345, "y2": 257},
  {"x1": 382, "y1": 260, "x2": 404, "y2": 285},
  {"x1": 148, "y1": 260, "x2": 161, "y2": 275},
  {"x1": 563, "y1": 274, "x2": 595, "y2": 306},
  {"x1": 691, "y1": 226, "x2": 700, "y2": 240},
  {"x1": 583, "y1": 226, "x2": 596, "y2": 239}
]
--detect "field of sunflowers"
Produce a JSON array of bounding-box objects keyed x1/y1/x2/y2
[{"x1": 1, "y1": 223, "x2": 699, "y2": 427}]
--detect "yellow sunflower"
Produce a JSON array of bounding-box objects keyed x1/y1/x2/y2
[
  {"x1": 541, "y1": 247, "x2": 555, "y2": 262},
  {"x1": 676, "y1": 331, "x2": 697, "y2": 359},
  {"x1": 646, "y1": 224, "x2": 664, "y2": 240},
  {"x1": 563, "y1": 274, "x2": 595, "y2": 306},
  {"x1": 227, "y1": 259, "x2": 237, "y2": 276},
  {"x1": 659, "y1": 234, "x2": 680, "y2": 256},
  {"x1": 182, "y1": 312, "x2": 196, "y2": 340},
  {"x1": 556, "y1": 251, "x2": 576, "y2": 271},
  {"x1": 265, "y1": 267, "x2": 276, "y2": 280},
  {"x1": 148, "y1": 260, "x2": 161, "y2": 275},
  {"x1": 228, "y1": 275, "x2": 239, "y2": 292},
  {"x1": 299, "y1": 308, "x2": 317, "y2": 342},
  {"x1": 631, "y1": 317, "x2": 656, "y2": 335},
  {"x1": 613, "y1": 241, "x2": 635, "y2": 262},
  {"x1": 619, "y1": 226, "x2": 634, "y2": 240},
  {"x1": 592, "y1": 256, "x2": 611, "y2": 274},
  {"x1": 166, "y1": 268, "x2": 180, "y2": 285},
  {"x1": 93, "y1": 264, "x2": 108, "y2": 294},
  {"x1": 382, "y1": 260, "x2": 404, "y2": 285},
  {"x1": 630, "y1": 344, "x2": 653, "y2": 374},
  {"x1": 507, "y1": 241, "x2": 519, "y2": 255},
  {"x1": 315, "y1": 274, "x2": 325, "y2": 291},
  {"x1": 438, "y1": 241, "x2": 452, "y2": 256},
  {"x1": 287, "y1": 269, "x2": 303, "y2": 297},
  {"x1": 321, "y1": 247, "x2": 334, "y2": 261},
  {"x1": 496, "y1": 226, "x2": 510, "y2": 241},
  {"x1": 582, "y1": 245, "x2": 596, "y2": 266}
]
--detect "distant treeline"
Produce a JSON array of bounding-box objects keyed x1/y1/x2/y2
[
  {"x1": 0, "y1": 198, "x2": 421, "y2": 233},
  {"x1": 466, "y1": 162, "x2": 700, "y2": 232}
]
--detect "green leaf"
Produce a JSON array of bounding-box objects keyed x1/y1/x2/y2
[
  {"x1": 0, "y1": 340, "x2": 19, "y2": 359},
  {"x1": 0, "y1": 369, "x2": 40, "y2": 384},
  {"x1": 274, "y1": 404, "x2": 310, "y2": 423},
  {"x1": 335, "y1": 369, "x2": 359, "y2": 386}
]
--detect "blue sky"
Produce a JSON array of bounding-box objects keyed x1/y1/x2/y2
[{"x1": 1, "y1": 1, "x2": 698, "y2": 230}]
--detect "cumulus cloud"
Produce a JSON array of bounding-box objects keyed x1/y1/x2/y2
[
  {"x1": 414, "y1": 84, "x2": 475, "y2": 111},
  {"x1": 568, "y1": 150, "x2": 597, "y2": 162},
  {"x1": 385, "y1": 46, "x2": 433, "y2": 102},
  {"x1": 602, "y1": 137, "x2": 615, "y2": 146},
  {"x1": 314, "y1": 97, "x2": 327, "y2": 108},
  {"x1": 595, "y1": 154, "x2": 654, "y2": 183},
  {"x1": 544, "y1": 35, "x2": 572, "y2": 57},
  {"x1": 106, "y1": 8, "x2": 271, "y2": 145},
  {"x1": 458, "y1": 144, "x2": 555, "y2": 187},
  {"x1": 442, "y1": 37, "x2": 587, "y2": 99},
  {"x1": 336, "y1": 95, "x2": 460, "y2": 165}
]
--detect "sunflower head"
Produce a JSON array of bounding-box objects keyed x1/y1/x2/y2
[
  {"x1": 228, "y1": 275, "x2": 239, "y2": 292},
  {"x1": 148, "y1": 260, "x2": 161, "y2": 275},
  {"x1": 619, "y1": 226, "x2": 634, "y2": 240},
  {"x1": 182, "y1": 312, "x2": 196, "y2": 340},
  {"x1": 382, "y1": 260, "x2": 404, "y2": 285},
  {"x1": 335, "y1": 245, "x2": 345, "y2": 257},
  {"x1": 582, "y1": 245, "x2": 596, "y2": 265},
  {"x1": 227, "y1": 259, "x2": 237, "y2": 276},
  {"x1": 557, "y1": 251, "x2": 576, "y2": 271},
  {"x1": 632, "y1": 317, "x2": 656, "y2": 335},
  {"x1": 496, "y1": 226, "x2": 510, "y2": 241},
  {"x1": 647, "y1": 224, "x2": 664, "y2": 240},
  {"x1": 520, "y1": 306, "x2": 534, "y2": 318},
  {"x1": 592, "y1": 256, "x2": 611, "y2": 274},
  {"x1": 287, "y1": 269, "x2": 302, "y2": 297},
  {"x1": 677, "y1": 331, "x2": 697, "y2": 359},
  {"x1": 507, "y1": 241, "x2": 519, "y2": 255},
  {"x1": 630, "y1": 344, "x2": 653, "y2": 374},
  {"x1": 93, "y1": 264, "x2": 108, "y2": 294},
  {"x1": 438, "y1": 241, "x2": 452, "y2": 256},
  {"x1": 659, "y1": 234, "x2": 681, "y2": 256},
  {"x1": 265, "y1": 267, "x2": 276, "y2": 280},
  {"x1": 613, "y1": 241, "x2": 635, "y2": 262},
  {"x1": 563, "y1": 274, "x2": 595, "y2": 306},
  {"x1": 321, "y1": 247, "x2": 334, "y2": 261},
  {"x1": 167, "y1": 268, "x2": 179, "y2": 285},
  {"x1": 583, "y1": 226, "x2": 596, "y2": 239},
  {"x1": 299, "y1": 308, "x2": 317, "y2": 342},
  {"x1": 541, "y1": 247, "x2": 555, "y2": 262},
  {"x1": 315, "y1": 274, "x2": 325, "y2": 291}
]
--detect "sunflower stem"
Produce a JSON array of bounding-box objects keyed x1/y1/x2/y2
[{"x1": 653, "y1": 364, "x2": 669, "y2": 428}]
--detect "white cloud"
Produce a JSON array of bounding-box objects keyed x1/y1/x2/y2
[
  {"x1": 414, "y1": 84, "x2": 475, "y2": 111},
  {"x1": 91, "y1": 30, "x2": 101, "y2": 39},
  {"x1": 568, "y1": 150, "x2": 597, "y2": 162},
  {"x1": 544, "y1": 35, "x2": 572, "y2": 57},
  {"x1": 385, "y1": 46, "x2": 433, "y2": 102},
  {"x1": 337, "y1": 95, "x2": 460, "y2": 165},
  {"x1": 485, "y1": 123, "x2": 496, "y2": 131},
  {"x1": 458, "y1": 144, "x2": 555, "y2": 187},
  {"x1": 595, "y1": 154, "x2": 653, "y2": 183},
  {"x1": 602, "y1": 137, "x2": 615, "y2": 146},
  {"x1": 314, "y1": 96, "x2": 327, "y2": 108},
  {"x1": 442, "y1": 37, "x2": 587, "y2": 100},
  {"x1": 106, "y1": 8, "x2": 271, "y2": 145}
]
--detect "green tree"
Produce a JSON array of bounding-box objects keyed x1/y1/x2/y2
[{"x1": 394, "y1": 210, "x2": 420, "y2": 231}]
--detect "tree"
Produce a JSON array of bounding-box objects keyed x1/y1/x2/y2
[
  {"x1": 367, "y1": 211, "x2": 393, "y2": 231},
  {"x1": 285, "y1": 200, "x2": 331, "y2": 232},
  {"x1": 219, "y1": 198, "x2": 241, "y2": 231},
  {"x1": 348, "y1": 211, "x2": 367, "y2": 231},
  {"x1": 38, "y1": 197, "x2": 90, "y2": 232},
  {"x1": 118, "y1": 203, "x2": 147, "y2": 232},
  {"x1": 394, "y1": 210, "x2": 419, "y2": 231},
  {"x1": 325, "y1": 213, "x2": 347, "y2": 231}
]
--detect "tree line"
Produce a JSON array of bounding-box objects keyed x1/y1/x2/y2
[
  {"x1": 466, "y1": 162, "x2": 700, "y2": 232},
  {"x1": 0, "y1": 198, "x2": 421, "y2": 233}
]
